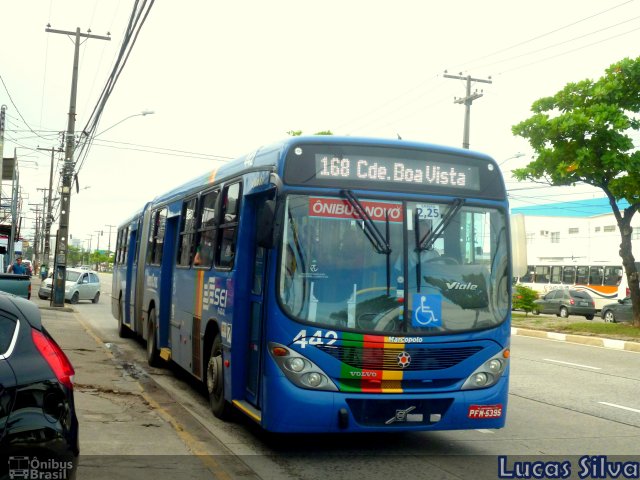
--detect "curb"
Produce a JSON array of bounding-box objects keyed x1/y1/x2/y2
[
  {"x1": 511, "y1": 327, "x2": 640, "y2": 353},
  {"x1": 39, "y1": 305, "x2": 76, "y2": 313}
]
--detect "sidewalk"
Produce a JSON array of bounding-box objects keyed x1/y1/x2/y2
[{"x1": 511, "y1": 326, "x2": 640, "y2": 352}]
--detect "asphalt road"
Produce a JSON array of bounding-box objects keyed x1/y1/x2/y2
[{"x1": 67, "y1": 272, "x2": 640, "y2": 479}]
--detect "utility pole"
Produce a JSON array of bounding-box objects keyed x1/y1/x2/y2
[
  {"x1": 0, "y1": 105, "x2": 6, "y2": 210},
  {"x1": 37, "y1": 146, "x2": 62, "y2": 275},
  {"x1": 29, "y1": 205, "x2": 41, "y2": 268},
  {"x1": 444, "y1": 72, "x2": 492, "y2": 149},
  {"x1": 8, "y1": 149, "x2": 19, "y2": 265},
  {"x1": 105, "y1": 224, "x2": 116, "y2": 268},
  {"x1": 94, "y1": 230, "x2": 102, "y2": 271},
  {"x1": 46, "y1": 26, "x2": 110, "y2": 306}
]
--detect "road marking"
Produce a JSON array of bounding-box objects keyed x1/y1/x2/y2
[
  {"x1": 543, "y1": 358, "x2": 601, "y2": 370},
  {"x1": 475, "y1": 429, "x2": 495, "y2": 434},
  {"x1": 599, "y1": 402, "x2": 640, "y2": 414}
]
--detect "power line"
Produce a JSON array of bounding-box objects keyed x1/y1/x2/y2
[
  {"x1": 0, "y1": 74, "x2": 52, "y2": 142},
  {"x1": 474, "y1": 15, "x2": 640, "y2": 72},
  {"x1": 453, "y1": 0, "x2": 637, "y2": 70}
]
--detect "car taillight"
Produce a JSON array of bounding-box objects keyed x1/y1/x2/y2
[
  {"x1": 31, "y1": 329, "x2": 75, "y2": 389},
  {"x1": 28, "y1": 283, "x2": 31, "y2": 300},
  {"x1": 626, "y1": 287, "x2": 630, "y2": 297}
]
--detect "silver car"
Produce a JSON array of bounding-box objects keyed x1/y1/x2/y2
[{"x1": 38, "y1": 268, "x2": 101, "y2": 304}]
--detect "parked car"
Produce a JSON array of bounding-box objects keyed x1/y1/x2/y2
[
  {"x1": 38, "y1": 268, "x2": 101, "y2": 304},
  {"x1": 601, "y1": 296, "x2": 633, "y2": 323},
  {"x1": 0, "y1": 293, "x2": 78, "y2": 478},
  {"x1": 0, "y1": 272, "x2": 31, "y2": 299},
  {"x1": 532, "y1": 289, "x2": 596, "y2": 319}
]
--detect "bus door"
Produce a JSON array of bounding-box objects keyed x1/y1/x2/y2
[
  {"x1": 244, "y1": 195, "x2": 274, "y2": 407},
  {"x1": 124, "y1": 224, "x2": 139, "y2": 331},
  {"x1": 158, "y1": 215, "x2": 179, "y2": 355}
]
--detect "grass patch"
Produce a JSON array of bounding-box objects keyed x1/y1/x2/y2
[{"x1": 511, "y1": 312, "x2": 640, "y2": 341}]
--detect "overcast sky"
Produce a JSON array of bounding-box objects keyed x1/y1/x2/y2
[{"x1": 1, "y1": 0, "x2": 638, "y2": 252}]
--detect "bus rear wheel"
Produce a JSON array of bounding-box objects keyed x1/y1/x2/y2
[
  {"x1": 206, "y1": 334, "x2": 233, "y2": 420},
  {"x1": 146, "y1": 308, "x2": 161, "y2": 367},
  {"x1": 117, "y1": 297, "x2": 130, "y2": 338}
]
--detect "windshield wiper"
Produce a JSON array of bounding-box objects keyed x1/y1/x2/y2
[
  {"x1": 341, "y1": 189, "x2": 392, "y2": 296},
  {"x1": 341, "y1": 190, "x2": 391, "y2": 255},
  {"x1": 417, "y1": 198, "x2": 465, "y2": 252}
]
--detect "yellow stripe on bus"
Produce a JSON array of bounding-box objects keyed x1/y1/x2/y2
[{"x1": 195, "y1": 270, "x2": 205, "y2": 318}]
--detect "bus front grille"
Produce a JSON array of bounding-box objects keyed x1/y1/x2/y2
[{"x1": 316, "y1": 344, "x2": 483, "y2": 371}]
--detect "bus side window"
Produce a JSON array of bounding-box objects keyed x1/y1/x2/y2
[
  {"x1": 177, "y1": 198, "x2": 197, "y2": 267},
  {"x1": 562, "y1": 266, "x2": 575, "y2": 284},
  {"x1": 520, "y1": 266, "x2": 534, "y2": 283},
  {"x1": 589, "y1": 266, "x2": 603, "y2": 285},
  {"x1": 216, "y1": 182, "x2": 241, "y2": 269},
  {"x1": 196, "y1": 190, "x2": 219, "y2": 268},
  {"x1": 576, "y1": 266, "x2": 589, "y2": 284},
  {"x1": 534, "y1": 266, "x2": 550, "y2": 283},
  {"x1": 550, "y1": 266, "x2": 562, "y2": 284},
  {"x1": 603, "y1": 266, "x2": 622, "y2": 286},
  {"x1": 147, "y1": 208, "x2": 167, "y2": 265}
]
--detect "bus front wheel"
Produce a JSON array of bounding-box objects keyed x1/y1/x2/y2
[{"x1": 206, "y1": 334, "x2": 233, "y2": 420}]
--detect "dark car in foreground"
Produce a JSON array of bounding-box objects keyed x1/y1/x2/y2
[
  {"x1": 601, "y1": 297, "x2": 633, "y2": 323},
  {"x1": 532, "y1": 289, "x2": 596, "y2": 320},
  {"x1": 0, "y1": 293, "x2": 78, "y2": 479}
]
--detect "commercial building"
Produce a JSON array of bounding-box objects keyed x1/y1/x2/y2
[{"x1": 511, "y1": 198, "x2": 640, "y2": 265}]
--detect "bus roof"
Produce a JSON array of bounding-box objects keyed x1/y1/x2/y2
[{"x1": 149, "y1": 135, "x2": 499, "y2": 207}]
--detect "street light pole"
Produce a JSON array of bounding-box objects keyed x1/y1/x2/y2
[{"x1": 95, "y1": 110, "x2": 154, "y2": 137}]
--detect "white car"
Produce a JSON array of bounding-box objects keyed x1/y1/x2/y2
[{"x1": 38, "y1": 268, "x2": 101, "y2": 304}]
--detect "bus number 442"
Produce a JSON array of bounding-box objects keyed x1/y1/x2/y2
[{"x1": 292, "y1": 329, "x2": 338, "y2": 348}]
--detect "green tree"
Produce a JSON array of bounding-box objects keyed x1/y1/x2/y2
[
  {"x1": 287, "y1": 130, "x2": 333, "y2": 136},
  {"x1": 512, "y1": 56, "x2": 640, "y2": 327},
  {"x1": 512, "y1": 285, "x2": 538, "y2": 315}
]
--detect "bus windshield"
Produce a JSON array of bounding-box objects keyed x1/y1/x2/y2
[{"x1": 279, "y1": 194, "x2": 510, "y2": 335}]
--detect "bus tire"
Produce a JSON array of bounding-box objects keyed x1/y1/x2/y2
[
  {"x1": 146, "y1": 308, "x2": 161, "y2": 367},
  {"x1": 117, "y1": 297, "x2": 130, "y2": 338},
  {"x1": 559, "y1": 306, "x2": 569, "y2": 318},
  {"x1": 585, "y1": 314, "x2": 594, "y2": 320},
  {"x1": 206, "y1": 334, "x2": 233, "y2": 420}
]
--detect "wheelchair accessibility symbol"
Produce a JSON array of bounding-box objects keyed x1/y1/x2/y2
[{"x1": 412, "y1": 294, "x2": 442, "y2": 327}]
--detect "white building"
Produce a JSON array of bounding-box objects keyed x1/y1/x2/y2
[{"x1": 512, "y1": 198, "x2": 640, "y2": 265}]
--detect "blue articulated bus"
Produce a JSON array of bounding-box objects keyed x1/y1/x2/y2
[{"x1": 112, "y1": 136, "x2": 525, "y2": 433}]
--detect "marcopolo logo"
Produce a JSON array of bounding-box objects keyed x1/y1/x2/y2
[{"x1": 8, "y1": 456, "x2": 74, "y2": 479}]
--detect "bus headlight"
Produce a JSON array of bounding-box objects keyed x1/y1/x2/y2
[
  {"x1": 269, "y1": 342, "x2": 338, "y2": 392},
  {"x1": 461, "y1": 348, "x2": 509, "y2": 390},
  {"x1": 285, "y1": 357, "x2": 306, "y2": 373}
]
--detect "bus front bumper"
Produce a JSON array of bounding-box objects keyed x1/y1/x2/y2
[{"x1": 260, "y1": 374, "x2": 508, "y2": 433}]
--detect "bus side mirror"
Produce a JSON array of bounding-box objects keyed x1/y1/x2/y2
[{"x1": 256, "y1": 199, "x2": 276, "y2": 248}]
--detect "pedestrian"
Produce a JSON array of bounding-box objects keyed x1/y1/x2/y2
[
  {"x1": 40, "y1": 264, "x2": 48, "y2": 280},
  {"x1": 8, "y1": 256, "x2": 27, "y2": 275}
]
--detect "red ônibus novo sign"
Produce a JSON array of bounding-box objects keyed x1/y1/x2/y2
[{"x1": 308, "y1": 197, "x2": 404, "y2": 223}]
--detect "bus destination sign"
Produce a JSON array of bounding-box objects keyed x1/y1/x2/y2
[{"x1": 315, "y1": 154, "x2": 480, "y2": 191}]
